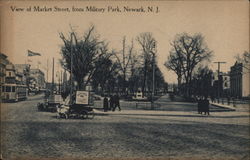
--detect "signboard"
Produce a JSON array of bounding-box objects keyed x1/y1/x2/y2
[
  {"x1": 76, "y1": 91, "x2": 89, "y2": 104},
  {"x1": 54, "y1": 94, "x2": 62, "y2": 103}
]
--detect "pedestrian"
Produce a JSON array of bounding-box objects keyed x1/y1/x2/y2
[
  {"x1": 203, "y1": 96, "x2": 210, "y2": 115},
  {"x1": 197, "y1": 97, "x2": 202, "y2": 114},
  {"x1": 113, "y1": 94, "x2": 121, "y2": 111},
  {"x1": 109, "y1": 95, "x2": 114, "y2": 111},
  {"x1": 103, "y1": 95, "x2": 109, "y2": 112},
  {"x1": 211, "y1": 95, "x2": 215, "y2": 103}
]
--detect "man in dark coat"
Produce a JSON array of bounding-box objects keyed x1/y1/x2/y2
[
  {"x1": 109, "y1": 95, "x2": 114, "y2": 111},
  {"x1": 197, "y1": 97, "x2": 202, "y2": 114},
  {"x1": 103, "y1": 96, "x2": 109, "y2": 112},
  {"x1": 203, "y1": 97, "x2": 210, "y2": 115},
  {"x1": 113, "y1": 94, "x2": 121, "y2": 111}
]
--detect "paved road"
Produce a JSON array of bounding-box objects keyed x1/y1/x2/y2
[{"x1": 1, "y1": 94, "x2": 249, "y2": 160}]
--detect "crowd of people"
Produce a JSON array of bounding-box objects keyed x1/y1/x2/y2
[{"x1": 103, "y1": 94, "x2": 121, "y2": 112}]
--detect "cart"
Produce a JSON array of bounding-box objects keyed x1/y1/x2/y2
[
  {"x1": 56, "y1": 91, "x2": 95, "y2": 119},
  {"x1": 37, "y1": 94, "x2": 62, "y2": 112},
  {"x1": 57, "y1": 104, "x2": 95, "y2": 119}
]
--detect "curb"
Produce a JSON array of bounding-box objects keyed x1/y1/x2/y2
[{"x1": 211, "y1": 102, "x2": 236, "y2": 111}]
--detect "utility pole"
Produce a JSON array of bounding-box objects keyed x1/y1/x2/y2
[
  {"x1": 60, "y1": 70, "x2": 62, "y2": 94},
  {"x1": 213, "y1": 61, "x2": 226, "y2": 99},
  {"x1": 151, "y1": 54, "x2": 155, "y2": 110},
  {"x1": 46, "y1": 59, "x2": 48, "y2": 83},
  {"x1": 122, "y1": 37, "x2": 126, "y2": 94},
  {"x1": 52, "y1": 58, "x2": 54, "y2": 94},
  {"x1": 70, "y1": 33, "x2": 74, "y2": 105}
]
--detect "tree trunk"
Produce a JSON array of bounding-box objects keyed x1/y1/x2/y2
[
  {"x1": 142, "y1": 67, "x2": 147, "y2": 96},
  {"x1": 177, "y1": 74, "x2": 182, "y2": 92}
]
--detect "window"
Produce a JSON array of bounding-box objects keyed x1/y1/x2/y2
[
  {"x1": 6, "y1": 86, "x2": 11, "y2": 92},
  {"x1": 8, "y1": 72, "x2": 11, "y2": 76},
  {"x1": 2, "y1": 86, "x2": 5, "y2": 92},
  {"x1": 12, "y1": 86, "x2": 16, "y2": 92}
]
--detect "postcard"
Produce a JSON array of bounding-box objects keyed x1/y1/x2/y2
[{"x1": 0, "y1": 0, "x2": 249, "y2": 160}]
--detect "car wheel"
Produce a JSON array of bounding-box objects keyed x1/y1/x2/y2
[
  {"x1": 88, "y1": 111, "x2": 95, "y2": 119},
  {"x1": 81, "y1": 111, "x2": 88, "y2": 119}
]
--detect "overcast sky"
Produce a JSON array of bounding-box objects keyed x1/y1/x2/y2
[{"x1": 1, "y1": 0, "x2": 249, "y2": 83}]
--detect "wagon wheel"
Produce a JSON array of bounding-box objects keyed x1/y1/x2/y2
[
  {"x1": 65, "y1": 113, "x2": 69, "y2": 119},
  {"x1": 88, "y1": 111, "x2": 95, "y2": 119},
  {"x1": 81, "y1": 111, "x2": 88, "y2": 119},
  {"x1": 37, "y1": 103, "x2": 41, "y2": 111},
  {"x1": 56, "y1": 113, "x2": 60, "y2": 119}
]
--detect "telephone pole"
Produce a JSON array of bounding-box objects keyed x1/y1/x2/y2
[
  {"x1": 70, "y1": 33, "x2": 73, "y2": 105},
  {"x1": 213, "y1": 61, "x2": 226, "y2": 99},
  {"x1": 52, "y1": 58, "x2": 55, "y2": 94}
]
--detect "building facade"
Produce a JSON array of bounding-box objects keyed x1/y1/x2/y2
[
  {"x1": 14, "y1": 64, "x2": 30, "y2": 85},
  {"x1": 221, "y1": 72, "x2": 230, "y2": 97},
  {"x1": 5, "y1": 63, "x2": 16, "y2": 84},
  {"x1": 0, "y1": 53, "x2": 8, "y2": 85},
  {"x1": 30, "y1": 69, "x2": 45, "y2": 91},
  {"x1": 230, "y1": 62, "x2": 250, "y2": 98}
]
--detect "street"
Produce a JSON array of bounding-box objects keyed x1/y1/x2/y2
[{"x1": 1, "y1": 94, "x2": 249, "y2": 160}]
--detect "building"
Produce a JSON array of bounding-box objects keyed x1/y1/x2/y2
[
  {"x1": 211, "y1": 71, "x2": 230, "y2": 97},
  {"x1": 30, "y1": 69, "x2": 45, "y2": 91},
  {"x1": 5, "y1": 63, "x2": 16, "y2": 84},
  {"x1": 221, "y1": 72, "x2": 230, "y2": 97},
  {"x1": 14, "y1": 64, "x2": 30, "y2": 85},
  {"x1": 0, "y1": 53, "x2": 8, "y2": 85},
  {"x1": 230, "y1": 62, "x2": 250, "y2": 98}
]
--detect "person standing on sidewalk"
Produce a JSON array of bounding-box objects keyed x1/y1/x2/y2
[
  {"x1": 113, "y1": 94, "x2": 121, "y2": 111},
  {"x1": 109, "y1": 95, "x2": 114, "y2": 111},
  {"x1": 203, "y1": 96, "x2": 210, "y2": 115},
  {"x1": 197, "y1": 97, "x2": 202, "y2": 114},
  {"x1": 103, "y1": 95, "x2": 109, "y2": 112}
]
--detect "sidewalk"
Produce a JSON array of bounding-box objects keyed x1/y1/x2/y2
[
  {"x1": 93, "y1": 109, "x2": 198, "y2": 117},
  {"x1": 210, "y1": 101, "x2": 236, "y2": 111}
]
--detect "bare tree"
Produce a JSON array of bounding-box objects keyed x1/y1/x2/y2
[
  {"x1": 113, "y1": 36, "x2": 134, "y2": 94},
  {"x1": 91, "y1": 53, "x2": 117, "y2": 93},
  {"x1": 191, "y1": 66, "x2": 213, "y2": 97},
  {"x1": 137, "y1": 32, "x2": 156, "y2": 96},
  {"x1": 59, "y1": 25, "x2": 109, "y2": 90},
  {"x1": 164, "y1": 49, "x2": 184, "y2": 90},
  {"x1": 165, "y1": 33, "x2": 213, "y2": 97},
  {"x1": 235, "y1": 51, "x2": 250, "y2": 70},
  {"x1": 128, "y1": 53, "x2": 139, "y2": 93}
]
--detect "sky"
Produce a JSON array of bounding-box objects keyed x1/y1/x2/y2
[{"x1": 1, "y1": 0, "x2": 249, "y2": 83}]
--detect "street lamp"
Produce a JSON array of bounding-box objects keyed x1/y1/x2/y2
[{"x1": 151, "y1": 41, "x2": 156, "y2": 110}]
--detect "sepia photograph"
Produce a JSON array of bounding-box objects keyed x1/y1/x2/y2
[{"x1": 0, "y1": 0, "x2": 249, "y2": 160}]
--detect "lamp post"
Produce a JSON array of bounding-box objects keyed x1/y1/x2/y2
[{"x1": 151, "y1": 41, "x2": 156, "y2": 110}]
